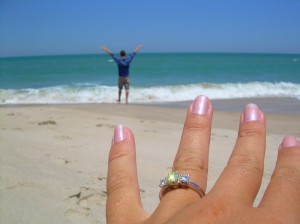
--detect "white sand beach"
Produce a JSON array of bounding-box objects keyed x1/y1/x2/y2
[{"x1": 1, "y1": 102, "x2": 299, "y2": 223}]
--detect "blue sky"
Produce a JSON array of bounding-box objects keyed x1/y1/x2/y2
[{"x1": 0, "y1": 0, "x2": 300, "y2": 57}]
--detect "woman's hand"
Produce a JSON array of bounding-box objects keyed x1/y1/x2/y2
[{"x1": 106, "y1": 95, "x2": 300, "y2": 223}]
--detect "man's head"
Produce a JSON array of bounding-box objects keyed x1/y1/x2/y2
[{"x1": 120, "y1": 50, "x2": 126, "y2": 57}]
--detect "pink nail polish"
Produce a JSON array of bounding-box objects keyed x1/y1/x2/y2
[
  {"x1": 113, "y1": 124, "x2": 126, "y2": 143},
  {"x1": 243, "y1": 104, "x2": 261, "y2": 122},
  {"x1": 281, "y1": 136, "x2": 299, "y2": 148},
  {"x1": 192, "y1": 95, "x2": 210, "y2": 115}
]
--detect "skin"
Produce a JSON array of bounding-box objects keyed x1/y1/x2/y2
[{"x1": 106, "y1": 95, "x2": 300, "y2": 224}]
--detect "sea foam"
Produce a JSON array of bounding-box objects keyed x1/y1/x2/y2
[{"x1": 1, "y1": 82, "x2": 299, "y2": 104}]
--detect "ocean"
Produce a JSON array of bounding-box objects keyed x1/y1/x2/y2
[{"x1": 0, "y1": 53, "x2": 300, "y2": 105}]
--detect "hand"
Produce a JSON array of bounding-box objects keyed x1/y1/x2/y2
[
  {"x1": 134, "y1": 44, "x2": 142, "y2": 53},
  {"x1": 106, "y1": 95, "x2": 300, "y2": 223}
]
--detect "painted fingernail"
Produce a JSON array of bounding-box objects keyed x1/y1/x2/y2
[
  {"x1": 243, "y1": 103, "x2": 261, "y2": 122},
  {"x1": 281, "y1": 136, "x2": 299, "y2": 148},
  {"x1": 192, "y1": 95, "x2": 210, "y2": 115},
  {"x1": 113, "y1": 124, "x2": 126, "y2": 144}
]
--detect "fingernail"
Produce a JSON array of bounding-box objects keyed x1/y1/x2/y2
[
  {"x1": 113, "y1": 124, "x2": 126, "y2": 144},
  {"x1": 281, "y1": 136, "x2": 299, "y2": 148},
  {"x1": 243, "y1": 103, "x2": 261, "y2": 122},
  {"x1": 192, "y1": 95, "x2": 210, "y2": 115}
]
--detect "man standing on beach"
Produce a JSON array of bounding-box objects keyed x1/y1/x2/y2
[{"x1": 101, "y1": 44, "x2": 142, "y2": 104}]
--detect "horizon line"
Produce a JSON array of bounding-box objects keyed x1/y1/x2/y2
[{"x1": 1, "y1": 51, "x2": 300, "y2": 59}]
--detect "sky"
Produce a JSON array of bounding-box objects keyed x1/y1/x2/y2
[{"x1": 0, "y1": 0, "x2": 300, "y2": 57}]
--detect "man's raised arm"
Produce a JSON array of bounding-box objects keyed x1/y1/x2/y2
[{"x1": 101, "y1": 46, "x2": 113, "y2": 55}]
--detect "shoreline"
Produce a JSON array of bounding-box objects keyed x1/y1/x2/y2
[
  {"x1": 1, "y1": 98, "x2": 299, "y2": 136},
  {"x1": 1, "y1": 96, "x2": 299, "y2": 115}
]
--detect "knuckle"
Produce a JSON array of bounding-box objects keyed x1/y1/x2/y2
[
  {"x1": 174, "y1": 152, "x2": 208, "y2": 174},
  {"x1": 109, "y1": 145, "x2": 131, "y2": 163},
  {"x1": 229, "y1": 153, "x2": 259, "y2": 166},
  {"x1": 273, "y1": 166, "x2": 300, "y2": 184},
  {"x1": 238, "y1": 122, "x2": 263, "y2": 138},
  {"x1": 274, "y1": 151, "x2": 300, "y2": 184},
  {"x1": 107, "y1": 170, "x2": 134, "y2": 194},
  {"x1": 228, "y1": 154, "x2": 264, "y2": 178},
  {"x1": 279, "y1": 148, "x2": 300, "y2": 160},
  {"x1": 184, "y1": 117, "x2": 210, "y2": 133}
]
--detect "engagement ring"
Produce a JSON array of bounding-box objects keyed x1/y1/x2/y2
[{"x1": 159, "y1": 171, "x2": 205, "y2": 199}]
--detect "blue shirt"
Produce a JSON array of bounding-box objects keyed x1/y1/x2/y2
[{"x1": 111, "y1": 53, "x2": 136, "y2": 77}]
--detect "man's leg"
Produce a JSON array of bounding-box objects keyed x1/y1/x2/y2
[
  {"x1": 118, "y1": 77, "x2": 123, "y2": 103},
  {"x1": 125, "y1": 78, "x2": 130, "y2": 104},
  {"x1": 118, "y1": 88, "x2": 122, "y2": 103},
  {"x1": 125, "y1": 89, "x2": 129, "y2": 104}
]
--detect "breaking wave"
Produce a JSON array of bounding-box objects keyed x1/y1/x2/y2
[{"x1": 1, "y1": 82, "x2": 299, "y2": 104}]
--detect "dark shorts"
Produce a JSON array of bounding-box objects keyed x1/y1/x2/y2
[{"x1": 118, "y1": 76, "x2": 130, "y2": 90}]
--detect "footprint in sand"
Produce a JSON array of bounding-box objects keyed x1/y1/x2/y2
[
  {"x1": 96, "y1": 124, "x2": 114, "y2": 128},
  {"x1": 65, "y1": 187, "x2": 107, "y2": 219},
  {"x1": 38, "y1": 120, "x2": 57, "y2": 125},
  {"x1": 64, "y1": 207, "x2": 91, "y2": 219},
  {"x1": 7, "y1": 112, "x2": 24, "y2": 116},
  {"x1": 69, "y1": 187, "x2": 107, "y2": 207},
  {"x1": 6, "y1": 182, "x2": 32, "y2": 190}
]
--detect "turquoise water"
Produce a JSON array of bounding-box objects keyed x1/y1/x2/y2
[{"x1": 0, "y1": 53, "x2": 299, "y2": 104}]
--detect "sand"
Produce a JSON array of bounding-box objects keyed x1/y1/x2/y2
[{"x1": 1, "y1": 102, "x2": 299, "y2": 223}]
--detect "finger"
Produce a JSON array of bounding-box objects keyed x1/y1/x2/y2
[
  {"x1": 209, "y1": 104, "x2": 266, "y2": 206},
  {"x1": 152, "y1": 95, "x2": 213, "y2": 222},
  {"x1": 259, "y1": 136, "x2": 300, "y2": 221},
  {"x1": 173, "y1": 95, "x2": 213, "y2": 190},
  {"x1": 106, "y1": 125, "x2": 147, "y2": 223}
]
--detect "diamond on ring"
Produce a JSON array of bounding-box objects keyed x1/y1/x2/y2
[
  {"x1": 159, "y1": 171, "x2": 205, "y2": 200},
  {"x1": 160, "y1": 171, "x2": 190, "y2": 187}
]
